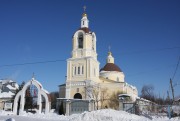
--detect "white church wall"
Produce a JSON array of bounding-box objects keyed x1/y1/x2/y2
[{"x1": 100, "y1": 71, "x2": 125, "y2": 82}]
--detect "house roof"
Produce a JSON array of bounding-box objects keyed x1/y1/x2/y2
[{"x1": 6, "y1": 85, "x2": 17, "y2": 90}]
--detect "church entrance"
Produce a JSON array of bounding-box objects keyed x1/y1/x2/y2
[{"x1": 73, "y1": 93, "x2": 82, "y2": 99}]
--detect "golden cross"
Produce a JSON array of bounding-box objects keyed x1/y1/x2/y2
[
  {"x1": 108, "y1": 46, "x2": 111, "y2": 52},
  {"x1": 83, "y1": 6, "x2": 86, "y2": 12}
]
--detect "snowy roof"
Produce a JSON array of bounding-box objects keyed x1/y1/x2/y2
[
  {"x1": 0, "y1": 79, "x2": 14, "y2": 84},
  {"x1": 0, "y1": 91, "x2": 15, "y2": 98},
  {"x1": 136, "y1": 97, "x2": 155, "y2": 103},
  {"x1": 6, "y1": 84, "x2": 17, "y2": 90},
  {"x1": 175, "y1": 97, "x2": 180, "y2": 102},
  {"x1": 0, "y1": 79, "x2": 19, "y2": 88},
  {"x1": 124, "y1": 82, "x2": 137, "y2": 90},
  {"x1": 14, "y1": 83, "x2": 19, "y2": 89},
  {"x1": 119, "y1": 94, "x2": 131, "y2": 97}
]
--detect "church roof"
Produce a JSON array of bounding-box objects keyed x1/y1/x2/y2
[
  {"x1": 79, "y1": 27, "x2": 91, "y2": 33},
  {"x1": 100, "y1": 63, "x2": 122, "y2": 72}
]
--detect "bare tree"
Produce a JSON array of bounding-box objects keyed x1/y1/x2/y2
[
  {"x1": 84, "y1": 84, "x2": 100, "y2": 110},
  {"x1": 100, "y1": 87, "x2": 109, "y2": 109},
  {"x1": 108, "y1": 90, "x2": 127, "y2": 110},
  {"x1": 141, "y1": 85, "x2": 155, "y2": 102}
]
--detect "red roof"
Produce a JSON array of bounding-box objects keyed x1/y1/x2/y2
[
  {"x1": 78, "y1": 27, "x2": 91, "y2": 33},
  {"x1": 100, "y1": 63, "x2": 122, "y2": 72}
]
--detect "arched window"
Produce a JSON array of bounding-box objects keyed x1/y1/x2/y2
[
  {"x1": 78, "y1": 33, "x2": 83, "y2": 49},
  {"x1": 92, "y1": 39, "x2": 94, "y2": 50},
  {"x1": 74, "y1": 67, "x2": 76, "y2": 75},
  {"x1": 82, "y1": 66, "x2": 84, "y2": 74},
  {"x1": 74, "y1": 93, "x2": 82, "y2": 99},
  {"x1": 78, "y1": 66, "x2": 80, "y2": 74}
]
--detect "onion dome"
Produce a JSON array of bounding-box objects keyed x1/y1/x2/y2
[
  {"x1": 100, "y1": 63, "x2": 122, "y2": 72},
  {"x1": 100, "y1": 51, "x2": 122, "y2": 72}
]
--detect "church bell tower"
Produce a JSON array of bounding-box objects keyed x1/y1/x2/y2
[{"x1": 65, "y1": 7, "x2": 100, "y2": 99}]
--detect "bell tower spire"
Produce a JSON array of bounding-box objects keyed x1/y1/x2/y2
[{"x1": 81, "y1": 6, "x2": 89, "y2": 28}]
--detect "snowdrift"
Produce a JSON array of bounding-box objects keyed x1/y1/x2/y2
[
  {"x1": 69, "y1": 109, "x2": 149, "y2": 121},
  {"x1": 0, "y1": 109, "x2": 180, "y2": 121}
]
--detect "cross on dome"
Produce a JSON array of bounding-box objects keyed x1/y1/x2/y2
[
  {"x1": 108, "y1": 46, "x2": 111, "y2": 52},
  {"x1": 81, "y1": 6, "x2": 89, "y2": 28},
  {"x1": 108, "y1": 46, "x2": 112, "y2": 56},
  {"x1": 82, "y1": 5, "x2": 87, "y2": 17},
  {"x1": 83, "y1": 6, "x2": 86, "y2": 12}
]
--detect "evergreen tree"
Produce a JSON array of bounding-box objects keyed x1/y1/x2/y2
[
  {"x1": 59, "y1": 101, "x2": 64, "y2": 115},
  {"x1": 24, "y1": 87, "x2": 33, "y2": 110},
  {"x1": 19, "y1": 81, "x2": 25, "y2": 90},
  {"x1": 12, "y1": 81, "x2": 25, "y2": 102},
  {"x1": 50, "y1": 91, "x2": 59, "y2": 109}
]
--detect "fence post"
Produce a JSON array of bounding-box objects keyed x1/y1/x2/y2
[
  {"x1": 89, "y1": 99, "x2": 94, "y2": 111},
  {"x1": 119, "y1": 97, "x2": 124, "y2": 111},
  {"x1": 167, "y1": 105, "x2": 171, "y2": 119},
  {"x1": 66, "y1": 100, "x2": 71, "y2": 116}
]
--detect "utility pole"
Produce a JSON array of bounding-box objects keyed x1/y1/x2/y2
[
  {"x1": 167, "y1": 91, "x2": 170, "y2": 100},
  {"x1": 170, "y1": 78, "x2": 174, "y2": 102}
]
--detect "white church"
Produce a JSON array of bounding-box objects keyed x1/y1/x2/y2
[{"x1": 59, "y1": 8, "x2": 138, "y2": 109}]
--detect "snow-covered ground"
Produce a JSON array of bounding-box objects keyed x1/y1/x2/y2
[{"x1": 0, "y1": 109, "x2": 180, "y2": 121}]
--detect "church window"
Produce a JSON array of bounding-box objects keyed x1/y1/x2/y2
[
  {"x1": 83, "y1": 21, "x2": 84, "y2": 25},
  {"x1": 82, "y1": 66, "x2": 84, "y2": 74},
  {"x1": 78, "y1": 34, "x2": 83, "y2": 49},
  {"x1": 72, "y1": 67, "x2": 74, "y2": 76},
  {"x1": 12, "y1": 82, "x2": 15, "y2": 87},
  {"x1": 78, "y1": 66, "x2": 80, "y2": 74},
  {"x1": 92, "y1": 39, "x2": 94, "y2": 50},
  {"x1": 74, "y1": 67, "x2": 76, "y2": 75},
  {"x1": 77, "y1": 88, "x2": 79, "y2": 92}
]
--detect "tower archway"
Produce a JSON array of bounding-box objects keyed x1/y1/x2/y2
[{"x1": 78, "y1": 32, "x2": 83, "y2": 49}]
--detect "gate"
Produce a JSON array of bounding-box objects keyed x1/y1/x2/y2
[
  {"x1": 123, "y1": 103, "x2": 136, "y2": 114},
  {"x1": 70, "y1": 100, "x2": 89, "y2": 115}
]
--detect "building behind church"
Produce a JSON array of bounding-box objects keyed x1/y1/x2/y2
[
  {"x1": 59, "y1": 9, "x2": 138, "y2": 109},
  {"x1": 0, "y1": 79, "x2": 19, "y2": 110}
]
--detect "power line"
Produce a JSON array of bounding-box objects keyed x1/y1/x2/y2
[
  {"x1": 169, "y1": 56, "x2": 180, "y2": 100},
  {"x1": 172, "y1": 56, "x2": 180, "y2": 80},
  {"x1": 0, "y1": 47, "x2": 179, "y2": 68},
  {"x1": 118, "y1": 47, "x2": 180, "y2": 56},
  {"x1": 0, "y1": 59, "x2": 66, "y2": 68}
]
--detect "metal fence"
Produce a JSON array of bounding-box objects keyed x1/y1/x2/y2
[{"x1": 123, "y1": 103, "x2": 180, "y2": 118}]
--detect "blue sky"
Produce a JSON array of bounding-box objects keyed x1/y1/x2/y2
[{"x1": 0, "y1": 0, "x2": 180, "y2": 98}]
